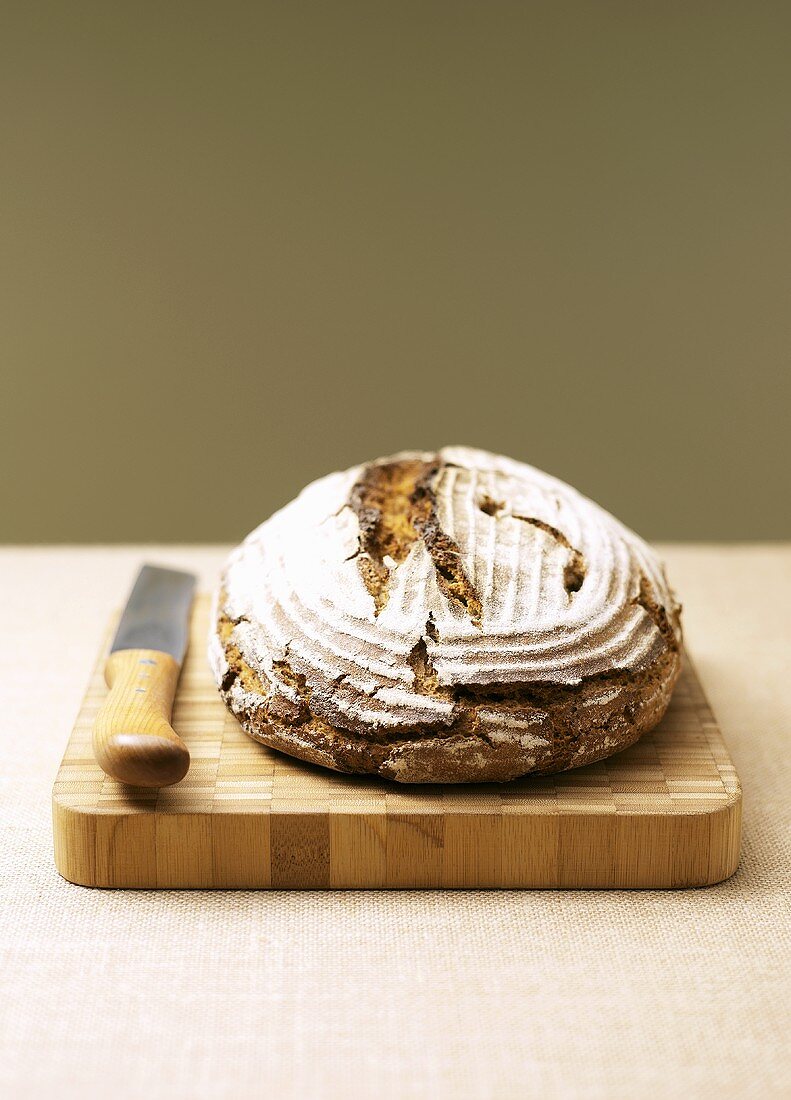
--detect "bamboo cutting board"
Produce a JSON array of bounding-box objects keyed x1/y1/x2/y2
[{"x1": 53, "y1": 595, "x2": 742, "y2": 889}]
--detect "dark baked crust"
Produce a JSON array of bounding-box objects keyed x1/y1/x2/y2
[{"x1": 216, "y1": 610, "x2": 681, "y2": 783}]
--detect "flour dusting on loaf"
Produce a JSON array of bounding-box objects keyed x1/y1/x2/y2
[{"x1": 210, "y1": 447, "x2": 682, "y2": 782}]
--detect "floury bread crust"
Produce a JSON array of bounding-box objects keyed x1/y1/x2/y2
[{"x1": 209, "y1": 448, "x2": 683, "y2": 783}]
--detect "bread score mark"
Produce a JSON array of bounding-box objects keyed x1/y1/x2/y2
[
  {"x1": 632, "y1": 575, "x2": 681, "y2": 651},
  {"x1": 407, "y1": 630, "x2": 454, "y2": 700},
  {"x1": 349, "y1": 458, "x2": 483, "y2": 626},
  {"x1": 477, "y1": 497, "x2": 587, "y2": 599}
]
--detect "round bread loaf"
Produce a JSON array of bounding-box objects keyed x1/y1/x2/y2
[{"x1": 209, "y1": 447, "x2": 682, "y2": 783}]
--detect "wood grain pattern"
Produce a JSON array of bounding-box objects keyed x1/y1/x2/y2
[
  {"x1": 53, "y1": 595, "x2": 742, "y2": 889},
  {"x1": 92, "y1": 649, "x2": 189, "y2": 787}
]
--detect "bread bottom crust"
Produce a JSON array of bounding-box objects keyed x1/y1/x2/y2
[{"x1": 217, "y1": 632, "x2": 681, "y2": 783}]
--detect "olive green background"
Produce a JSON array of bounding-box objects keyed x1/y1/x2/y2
[{"x1": 2, "y1": 2, "x2": 788, "y2": 542}]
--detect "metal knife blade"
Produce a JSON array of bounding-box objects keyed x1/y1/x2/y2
[{"x1": 110, "y1": 564, "x2": 196, "y2": 662}]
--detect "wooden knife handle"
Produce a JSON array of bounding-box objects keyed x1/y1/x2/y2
[{"x1": 92, "y1": 649, "x2": 190, "y2": 788}]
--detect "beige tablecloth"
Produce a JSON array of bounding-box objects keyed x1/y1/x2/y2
[{"x1": 1, "y1": 546, "x2": 789, "y2": 1099}]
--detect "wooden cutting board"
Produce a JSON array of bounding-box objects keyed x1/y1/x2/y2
[{"x1": 53, "y1": 595, "x2": 742, "y2": 889}]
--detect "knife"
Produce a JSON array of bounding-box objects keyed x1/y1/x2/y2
[{"x1": 92, "y1": 564, "x2": 196, "y2": 788}]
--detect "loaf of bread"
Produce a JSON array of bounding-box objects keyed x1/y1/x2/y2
[{"x1": 209, "y1": 447, "x2": 682, "y2": 783}]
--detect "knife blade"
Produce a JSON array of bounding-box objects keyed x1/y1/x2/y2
[{"x1": 92, "y1": 565, "x2": 196, "y2": 788}]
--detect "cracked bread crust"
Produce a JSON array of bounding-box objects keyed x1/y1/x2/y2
[{"x1": 210, "y1": 447, "x2": 682, "y2": 783}]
